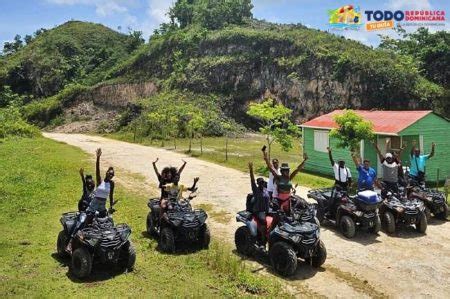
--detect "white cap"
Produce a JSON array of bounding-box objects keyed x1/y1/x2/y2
[{"x1": 386, "y1": 153, "x2": 393, "y2": 158}]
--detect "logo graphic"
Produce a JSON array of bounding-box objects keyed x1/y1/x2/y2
[
  {"x1": 328, "y1": 5, "x2": 363, "y2": 30},
  {"x1": 364, "y1": 10, "x2": 446, "y2": 31}
]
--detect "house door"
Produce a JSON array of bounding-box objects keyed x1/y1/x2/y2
[{"x1": 377, "y1": 137, "x2": 388, "y2": 178}]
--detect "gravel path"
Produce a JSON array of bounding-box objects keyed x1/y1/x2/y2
[{"x1": 44, "y1": 133, "x2": 450, "y2": 298}]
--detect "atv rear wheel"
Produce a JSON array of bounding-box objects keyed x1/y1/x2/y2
[
  {"x1": 310, "y1": 240, "x2": 327, "y2": 268},
  {"x1": 368, "y1": 215, "x2": 381, "y2": 234},
  {"x1": 436, "y1": 203, "x2": 448, "y2": 220},
  {"x1": 200, "y1": 225, "x2": 211, "y2": 249},
  {"x1": 146, "y1": 212, "x2": 157, "y2": 237},
  {"x1": 119, "y1": 241, "x2": 136, "y2": 271},
  {"x1": 234, "y1": 226, "x2": 254, "y2": 256},
  {"x1": 269, "y1": 241, "x2": 297, "y2": 276},
  {"x1": 339, "y1": 215, "x2": 356, "y2": 238},
  {"x1": 57, "y1": 230, "x2": 69, "y2": 258},
  {"x1": 416, "y1": 211, "x2": 427, "y2": 233},
  {"x1": 382, "y1": 211, "x2": 396, "y2": 234},
  {"x1": 160, "y1": 227, "x2": 176, "y2": 253},
  {"x1": 71, "y1": 247, "x2": 92, "y2": 279}
]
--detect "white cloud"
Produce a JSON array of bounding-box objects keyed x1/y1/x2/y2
[
  {"x1": 386, "y1": 0, "x2": 432, "y2": 10},
  {"x1": 46, "y1": 0, "x2": 132, "y2": 17},
  {"x1": 147, "y1": 0, "x2": 172, "y2": 23}
]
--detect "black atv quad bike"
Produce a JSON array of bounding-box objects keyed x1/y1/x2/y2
[
  {"x1": 269, "y1": 216, "x2": 326, "y2": 276},
  {"x1": 409, "y1": 187, "x2": 448, "y2": 220},
  {"x1": 57, "y1": 211, "x2": 135, "y2": 279},
  {"x1": 380, "y1": 192, "x2": 427, "y2": 234},
  {"x1": 307, "y1": 188, "x2": 382, "y2": 238},
  {"x1": 235, "y1": 209, "x2": 326, "y2": 277},
  {"x1": 146, "y1": 193, "x2": 210, "y2": 253}
]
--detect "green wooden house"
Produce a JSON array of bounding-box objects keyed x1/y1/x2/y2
[{"x1": 300, "y1": 110, "x2": 450, "y2": 182}]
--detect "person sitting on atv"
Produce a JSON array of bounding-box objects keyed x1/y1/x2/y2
[
  {"x1": 78, "y1": 168, "x2": 95, "y2": 212},
  {"x1": 262, "y1": 146, "x2": 308, "y2": 214},
  {"x1": 66, "y1": 148, "x2": 116, "y2": 253},
  {"x1": 409, "y1": 140, "x2": 435, "y2": 185},
  {"x1": 160, "y1": 175, "x2": 199, "y2": 220},
  {"x1": 372, "y1": 140, "x2": 406, "y2": 194},
  {"x1": 248, "y1": 162, "x2": 270, "y2": 246},
  {"x1": 350, "y1": 150, "x2": 377, "y2": 191},
  {"x1": 152, "y1": 158, "x2": 187, "y2": 199}
]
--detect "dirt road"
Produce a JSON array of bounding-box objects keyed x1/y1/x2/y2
[{"x1": 43, "y1": 133, "x2": 450, "y2": 298}]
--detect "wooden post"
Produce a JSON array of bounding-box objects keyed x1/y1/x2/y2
[{"x1": 225, "y1": 136, "x2": 228, "y2": 161}]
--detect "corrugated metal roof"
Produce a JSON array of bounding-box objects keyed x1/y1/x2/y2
[{"x1": 301, "y1": 110, "x2": 433, "y2": 134}]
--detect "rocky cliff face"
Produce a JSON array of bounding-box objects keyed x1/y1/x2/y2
[{"x1": 116, "y1": 26, "x2": 435, "y2": 125}]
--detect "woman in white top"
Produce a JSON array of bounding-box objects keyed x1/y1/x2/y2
[
  {"x1": 67, "y1": 148, "x2": 115, "y2": 253},
  {"x1": 86, "y1": 148, "x2": 115, "y2": 216}
]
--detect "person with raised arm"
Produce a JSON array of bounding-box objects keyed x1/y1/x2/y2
[{"x1": 262, "y1": 146, "x2": 308, "y2": 214}]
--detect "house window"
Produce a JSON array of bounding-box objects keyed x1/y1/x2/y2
[{"x1": 314, "y1": 130, "x2": 329, "y2": 152}]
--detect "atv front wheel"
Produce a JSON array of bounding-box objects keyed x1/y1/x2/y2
[
  {"x1": 339, "y1": 215, "x2": 356, "y2": 238},
  {"x1": 382, "y1": 211, "x2": 396, "y2": 234},
  {"x1": 416, "y1": 211, "x2": 427, "y2": 233},
  {"x1": 436, "y1": 203, "x2": 448, "y2": 220},
  {"x1": 368, "y1": 215, "x2": 381, "y2": 234},
  {"x1": 57, "y1": 230, "x2": 69, "y2": 258},
  {"x1": 234, "y1": 226, "x2": 254, "y2": 256},
  {"x1": 269, "y1": 241, "x2": 297, "y2": 276},
  {"x1": 310, "y1": 240, "x2": 327, "y2": 268},
  {"x1": 120, "y1": 241, "x2": 136, "y2": 271},
  {"x1": 146, "y1": 212, "x2": 157, "y2": 237},
  {"x1": 160, "y1": 227, "x2": 176, "y2": 253},
  {"x1": 71, "y1": 247, "x2": 92, "y2": 279},
  {"x1": 200, "y1": 225, "x2": 211, "y2": 249}
]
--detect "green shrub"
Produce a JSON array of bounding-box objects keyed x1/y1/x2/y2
[{"x1": 0, "y1": 106, "x2": 40, "y2": 138}]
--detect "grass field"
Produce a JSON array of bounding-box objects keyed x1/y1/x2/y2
[
  {"x1": 0, "y1": 137, "x2": 289, "y2": 297},
  {"x1": 110, "y1": 132, "x2": 334, "y2": 189}
]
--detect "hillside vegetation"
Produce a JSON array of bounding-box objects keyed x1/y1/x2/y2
[
  {"x1": 0, "y1": 21, "x2": 141, "y2": 98},
  {"x1": 0, "y1": 0, "x2": 448, "y2": 138}
]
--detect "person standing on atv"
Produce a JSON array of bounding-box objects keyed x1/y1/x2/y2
[
  {"x1": 67, "y1": 148, "x2": 116, "y2": 253},
  {"x1": 78, "y1": 168, "x2": 95, "y2": 212},
  {"x1": 409, "y1": 140, "x2": 435, "y2": 184},
  {"x1": 267, "y1": 158, "x2": 280, "y2": 200},
  {"x1": 152, "y1": 158, "x2": 187, "y2": 198},
  {"x1": 248, "y1": 162, "x2": 270, "y2": 246},
  {"x1": 350, "y1": 151, "x2": 377, "y2": 191},
  {"x1": 262, "y1": 147, "x2": 308, "y2": 214},
  {"x1": 372, "y1": 140, "x2": 406, "y2": 194},
  {"x1": 327, "y1": 147, "x2": 352, "y2": 191}
]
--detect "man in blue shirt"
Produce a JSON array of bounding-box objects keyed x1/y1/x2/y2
[
  {"x1": 351, "y1": 152, "x2": 377, "y2": 191},
  {"x1": 409, "y1": 140, "x2": 435, "y2": 183}
]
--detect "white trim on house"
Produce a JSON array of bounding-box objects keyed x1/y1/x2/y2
[{"x1": 419, "y1": 135, "x2": 424, "y2": 153}]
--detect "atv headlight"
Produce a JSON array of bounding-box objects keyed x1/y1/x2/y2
[
  {"x1": 290, "y1": 235, "x2": 301, "y2": 243},
  {"x1": 355, "y1": 211, "x2": 363, "y2": 217},
  {"x1": 395, "y1": 207, "x2": 404, "y2": 213},
  {"x1": 87, "y1": 237, "x2": 100, "y2": 247},
  {"x1": 120, "y1": 230, "x2": 131, "y2": 241}
]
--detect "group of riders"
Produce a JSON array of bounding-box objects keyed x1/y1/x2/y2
[
  {"x1": 66, "y1": 139, "x2": 436, "y2": 253},
  {"x1": 66, "y1": 149, "x2": 198, "y2": 253},
  {"x1": 245, "y1": 140, "x2": 437, "y2": 247}
]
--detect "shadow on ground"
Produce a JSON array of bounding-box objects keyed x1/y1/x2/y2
[{"x1": 51, "y1": 252, "x2": 131, "y2": 283}]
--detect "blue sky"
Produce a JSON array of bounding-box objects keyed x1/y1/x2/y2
[{"x1": 0, "y1": 0, "x2": 448, "y2": 48}]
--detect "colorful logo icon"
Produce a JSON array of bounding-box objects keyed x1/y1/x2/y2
[{"x1": 328, "y1": 5, "x2": 363, "y2": 30}]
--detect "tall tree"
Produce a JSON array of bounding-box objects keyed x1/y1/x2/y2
[{"x1": 247, "y1": 98, "x2": 300, "y2": 158}]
